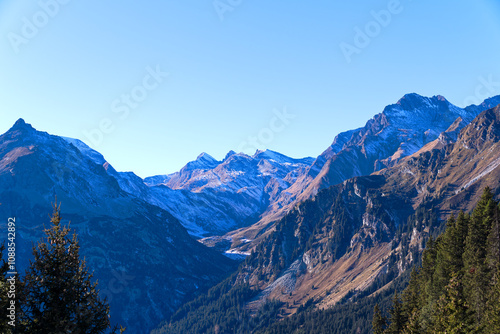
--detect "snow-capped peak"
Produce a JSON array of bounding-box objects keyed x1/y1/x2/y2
[
  {"x1": 393, "y1": 93, "x2": 449, "y2": 111},
  {"x1": 183, "y1": 152, "x2": 220, "y2": 171},
  {"x1": 253, "y1": 149, "x2": 289, "y2": 162},
  {"x1": 196, "y1": 152, "x2": 218, "y2": 164}
]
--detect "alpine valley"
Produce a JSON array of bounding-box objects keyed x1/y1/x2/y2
[{"x1": 2, "y1": 93, "x2": 500, "y2": 333}]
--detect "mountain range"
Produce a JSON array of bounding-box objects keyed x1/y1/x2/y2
[{"x1": 2, "y1": 93, "x2": 500, "y2": 333}]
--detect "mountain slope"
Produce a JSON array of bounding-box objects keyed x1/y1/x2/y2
[
  {"x1": 252, "y1": 103, "x2": 500, "y2": 311},
  {"x1": 0, "y1": 119, "x2": 235, "y2": 333}
]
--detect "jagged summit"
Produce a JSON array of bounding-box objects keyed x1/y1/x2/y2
[
  {"x1": 181, "y1": 152, "x2": 220, "y2": 172},
  {"x1": 253, "y1": 149, "x2": 278, "y2": 159},
  {"x1": 253, "y1": 149, "x2": 264, "y2": 156},
  {"x1": 14, "y1": 118, "x2": 27, "y2": 126},
  {"x1": 196, "y1": 152, "x2": 217, "y2": 162},
  {"x1": 253, "y1": 150, "x2": 281, "y2": 164},
  {"x1": 396, "y1": 92, "x2": 427, "y2": 105},
  {"x1": 252, "y1": 149, "x2": 314, "y2": 165},
  {"x1": 380, "y1": 93, "x2": 472, "y2": 130},
  {"x1": 9, "y1": 118, "x2": 36, "y2": 132},
  {"x1": 224, "y1": 150, "x2": 236, "y2": 160},
  {"x1": 393, "y1": 93, "x2": 449, "y2": 111}
]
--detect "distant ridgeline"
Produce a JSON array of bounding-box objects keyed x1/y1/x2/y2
[{"x1": 374, "y1": 187, "x2": 500, "y2": 334}]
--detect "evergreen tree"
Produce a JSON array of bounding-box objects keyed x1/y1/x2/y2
[
  {"x1": 485, "y1": 274, "x2": 500, "y2": 333},
  {"x1": 485, "y1": 204, "x2": 500, "y2": 333},
  {"x1": 441, "y1": 212, "x2": 468, "y2": 274},
  {"x1": 433, "y1": 275, "x2": 478, "y2": 334},
  {"x1": 451, "y1": 211, "x2": 469, "y2": 271},
  {"x1": 372, "y1": 304, "x2": 386, "y2": 334},
  {"x1": 386, "y1": 292, "x2": 405, "y2": 334},
  {"x1": 400, "y1": 269, "x2": 422, "y2": 334},
  {"x1": 420, "y1": 237, "x2": 437, "y2": 283},
  {"x1": 486, "y1": 205, "x2": 500, "y2": 274},
  {"x1": 463, "y1": 188, "x2": 496, "y2": 324},
  {"x1": 430, "y1": 212, "x2": 471, "y2": 317},
  {"x1": 17, "y1": 202, "x2": 123, "y2": 333},
  {"x1": 432, "y1": 216, "x2": 458, "y2": 297}
]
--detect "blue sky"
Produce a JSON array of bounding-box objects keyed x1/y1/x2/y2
[{"x1": 1, "y1": 0, "x2": 500, "y2": 177}]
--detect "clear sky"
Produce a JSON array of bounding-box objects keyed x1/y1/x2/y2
[{"x1": 1, "y1": 0, "x2": 500, "y2": 177}]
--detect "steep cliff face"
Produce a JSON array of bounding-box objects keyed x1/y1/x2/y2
[{"x1": 378, "y1": 104, "x2": 500, "y2": 213}]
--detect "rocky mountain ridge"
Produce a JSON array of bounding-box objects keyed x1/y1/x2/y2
[{"x1": 224, "y1": 94, "x2": 500, "y2": 253}]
